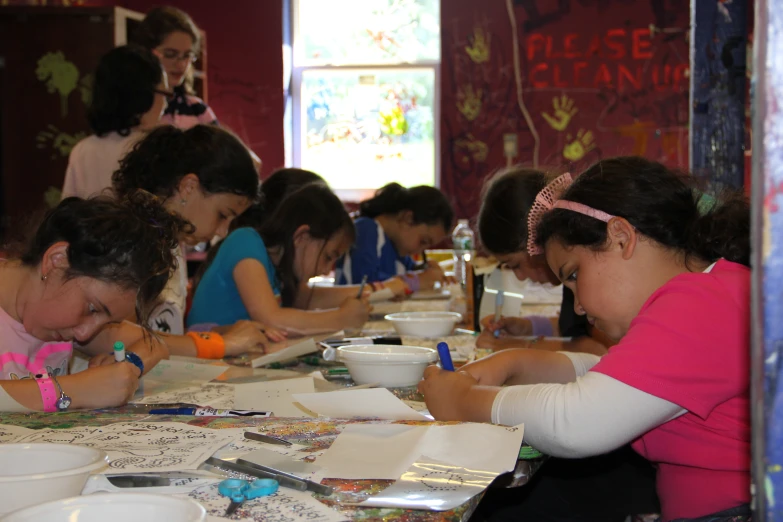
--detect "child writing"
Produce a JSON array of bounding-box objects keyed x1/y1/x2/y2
[
  {"x1": 188, "y1": 183, "x2": 371, "y2": 333},
  {"x1": 0, "y1": 191, "x2": 189, "y2": 411},
  {"x1": 419, "y1": 156, "x2": 750, "y2": 522},
  {"x1": 477, "y1": 167, "x2": 608, "y2": 355},
  {"x1": 112, "y1": 124, "x2": 270, "y2": 358},
  {"x1": 335, "y1": 183, "x2": 454, "y2": 296},
  {"x1": 62, "y1": 45, "x2": 170, "y2": 199}
]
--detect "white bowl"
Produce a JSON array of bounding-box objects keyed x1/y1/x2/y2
[
  {"x1": 384, "y1": 311, "x2": 463, "y2": 338},
  {"x1": 0, "y1": 443, "x2": 108, "y2": 515},
  {"x1": 336, "y1": 344, "x2": 438, "y2": 387},
  {"x1": 0, "y1": 493, "x2": 206, "y2": 522}
]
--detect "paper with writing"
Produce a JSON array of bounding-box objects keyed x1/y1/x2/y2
[
  {"x1": 234, "y1": 377, "x2": 316, "y2": 417},
  {"x1": 293, "y1": 388, "x2": 431, "y2": 421}
]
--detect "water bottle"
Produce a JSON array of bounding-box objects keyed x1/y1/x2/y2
[{"x1": 452, "y1": 219, "x2": 474, "y2": 288}]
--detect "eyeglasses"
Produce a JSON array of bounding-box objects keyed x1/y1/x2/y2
[{"x1": 156, "y1": 48, "x2": 198, "y2": 63}]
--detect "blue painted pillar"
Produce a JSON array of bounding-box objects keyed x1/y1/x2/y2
[
  {"x1": 751, "y1": 0, "x2": 783, "y2": 519},
  {"x1": 690, "y1": 0, "x2": 748, "y2": 193}
]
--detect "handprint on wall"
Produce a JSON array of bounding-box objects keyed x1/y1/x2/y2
[
  {"x1": 563, "y1": 129, "x2": 596, "y2": 161},
  {"x1": 542, "y1": 95, "x2": 578, "y2": 132},
  {"x1": 36, "y1": 51, "x2": 79, "y2": 118},
  {"x1": 465, "y1": 27, "x2": 490, "y2": 64},
  {"x1": 456, "y1": 85, "x2": 483, "y2": 122},
  {"x1": 36, "y1": 124, "x2": 85, "y2": 159}
]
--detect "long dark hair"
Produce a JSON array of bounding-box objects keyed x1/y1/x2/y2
[
  {"x1": 535, "y1": 156, "x2": 750, "y2": 267},
  {"x1": 192, "y1": 168, "x2": 327, "y2": 289},
  {"x1": 88, "y1": 45, "x2": 162, "y2": 137},
  {"x1": 112, "y1": 125, "x2": 259, "y2": 201},
  {"x1": 478, "y1": 167, "x2": 549, "y2": 254},
  {"x1": 19, "y1": 191, "x2": 192, "y2": 322},
  {"x1": 197, "y1": 184, "x2": 353, "y2": 307},
  {"x1": 359, "y1": 183, "x2": 454, "y2": 231}
]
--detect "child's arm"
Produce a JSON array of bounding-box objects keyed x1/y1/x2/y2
[
  {"x1": 476, "y1": 331, "x2": 608, "y2": 356},
  {"x1": 459, "y1": 348, "x2": 593, "y2": 386},
  {"x1": 77, "y1": 321, "x2": 169, "y2": 374},
  {"x1": 235, "y1": 259, "x2": 369, "y2": 332},
  {"x1": 0, "y1": 362, "x2": 139, "y2": 411}
]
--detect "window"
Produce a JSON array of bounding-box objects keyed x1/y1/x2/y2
[{"x1": 290, "y1": 0, "x2": 440, "y2": 200}]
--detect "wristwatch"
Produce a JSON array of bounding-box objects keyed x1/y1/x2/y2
[
  {"x1": 124, "y1": 352, "x2": 144, "y2": 377},
  {"x1": 49, "y1": 374, "x2": 72, "y2": 411}
]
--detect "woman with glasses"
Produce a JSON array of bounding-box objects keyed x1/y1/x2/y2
[
  {"x1": 62, "y1": 45, "x2": 172, "y2": 199},
  {"x1": 133, "y1": 6, "x2": 218, "y2": 130}
]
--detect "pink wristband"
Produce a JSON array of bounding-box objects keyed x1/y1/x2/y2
[{"x1": 35, "y1": 376, "x2": 58, "y2": 413}]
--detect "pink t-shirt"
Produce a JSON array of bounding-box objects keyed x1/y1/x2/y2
[
  {"x1": 592, "y1": 259, "x2": 750, "y2": 521},
  {"x1": 0, "y1": 304, "x2": 72, "y2": 380}
]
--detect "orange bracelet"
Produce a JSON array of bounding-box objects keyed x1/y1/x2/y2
[{"x1": 187, "y1": 331, "x2": 226, "y2": 359}]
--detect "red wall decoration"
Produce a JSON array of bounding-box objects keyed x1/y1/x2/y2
[{"x1": 440, "y1": 0, "x2": 690, "y2": 219}]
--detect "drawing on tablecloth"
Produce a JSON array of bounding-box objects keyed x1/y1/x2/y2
[{"x1": 131, "y1": 383, "x2": 234, "y2": 408}]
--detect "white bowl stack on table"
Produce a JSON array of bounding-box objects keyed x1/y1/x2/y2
[
  {"x1": 384, "y1": 311, "x2": 463, "y2": 338},
  {"x1": 335, "y1": 344, "x2": 439, "y2": 387},
  {"x1": 0, "y1": 493, "x2": 206, "y2": 522},
  {"x1": 0, "y1": 443, "x2": 108, "y2": 515}
]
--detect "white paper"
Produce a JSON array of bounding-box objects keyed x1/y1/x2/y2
[
  {"x1": 316, "y1": 423, "x2": 524, "y2": 480},
  {"x1": 410, "y1": 289, "x2": 451, "y2": 301},
  {"x1": 368, "y1": 287, "x2": 395, "y2": 302},
  {"x1": 0, "y1": 424, "x2": 35, "y2": 443},
  {"x1": 140, "y1": 359, "x2": 228, "y2": 396},
  {"x1": 15, "y1": 422, "x2": 238, "y2": 473},
  {"x1": 82, "y1": 473, "x2": 220, "y2": 495},
  {"x1": 251, "y1": 338, "x2": 319, "y2": 368},
  {"x1": 234, "y1": 377, "x2": 316, "y2": 417},
  {"x1": 358, "y1": 456, "x2": 497, "y2": 511},
  {"x1": 293, "y1": 388, "x2": 431, "y2": 421},
  {"x1": 131, "y1": 383, "x2": 235, "y2": 408},
  {"x1": 185, "y1": 482, "x2": 348, "y2": 522}
]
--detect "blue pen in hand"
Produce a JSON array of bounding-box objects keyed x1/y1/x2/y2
[{"x1": 436, "y1": 341, "x2": 454, "y2": 371}]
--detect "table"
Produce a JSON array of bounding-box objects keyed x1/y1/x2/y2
[{"x1": 0, "y1": 411, "x2": 545, "y2": 522}]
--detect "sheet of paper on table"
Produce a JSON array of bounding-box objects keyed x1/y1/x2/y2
[
  {"x1": 251, "y1": 338, "x2": 319, "y2": 367},
  {"x1": 316, "y1": 422, "x2": 524, "y2": 480},
  {"x1": 293, "y1": 388, "x2": 431, "y2": 421},
  {"x1": 139, "y1": 359, "x2": 229, "y2": 397},
  {"x1": 234, "y1": 376, "x2": 316, "y2": 417}
]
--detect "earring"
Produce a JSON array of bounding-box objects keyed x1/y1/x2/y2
[
  {"x1": 180, "y1": 199, "x2": 187, "y2": 206},
  {"x1": 41, "y1": 274, "x2": 47, "y2": 282}
]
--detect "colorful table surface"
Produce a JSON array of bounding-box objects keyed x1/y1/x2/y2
[{"x1": 0, "y1": 409, "x2": 544, "y2": 522}]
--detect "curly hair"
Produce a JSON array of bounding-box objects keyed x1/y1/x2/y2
[
  {"x1": 133, "y1": 6, "x2": 201, "y2": 54},
  {"x1": 20, "y1": 191, "x2": 193, "y2": 323},
  {"x1": 87, "y1": 45, "x2": 163, "y2": 137},
  {"x1": 535, "y1": 156, "x2": 750, "y2": 267},
  {"x1": 112, "y1": 125, "x2": 259, "y2": 202}
]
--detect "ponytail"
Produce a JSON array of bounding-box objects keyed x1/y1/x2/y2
[{"x1": 359, "y1": 183, "x2": 454, "y2": 231}]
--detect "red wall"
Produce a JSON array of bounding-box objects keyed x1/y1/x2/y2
[
  {"x1": 440, "y1": 0, "x2": 690, "y2": 218},
  {"x1": 2, "y1": 0, "x2": 285, "y2": 178}
]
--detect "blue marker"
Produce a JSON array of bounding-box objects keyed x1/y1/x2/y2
[{"x1": 436, "y1": 342, "x2": 454, "y2": 371}]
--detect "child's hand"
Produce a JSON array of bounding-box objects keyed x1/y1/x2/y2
[
  {"x1": 480, "y1": 315, "x2": 532, "y2": 337},
  {"x1": 261, "y1": 325, "x2": 288, "y2": 343},
  {"x1": 339, "y1": 295, "x2": 372, "y2": 328},
  {"x1": 459, "y1": 351, "x2": 515, "y2": 386},
  {"x1": 88, "y1": 352, "x2": 116, "y2": 368},
  {"x1": 418, "y1": 262, "x2": 452, "y2": 289},
  {"x1": 65, "y1": 363, "x2": 140, "y2": 409},
  {"x1": 222, "y1": 320, "x2": 270, "y2": 356},
  {"x1": 417, "y1": 366, "x2": 479, "y2": 421}
]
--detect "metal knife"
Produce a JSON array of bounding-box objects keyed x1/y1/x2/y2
[{"x1": 106, "y1": 475, "x2": 172, "y2": 488}]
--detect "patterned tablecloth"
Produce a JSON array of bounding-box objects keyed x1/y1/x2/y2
[{"x1": 0, "y1": 411, "x2": 545, "y2": 522}]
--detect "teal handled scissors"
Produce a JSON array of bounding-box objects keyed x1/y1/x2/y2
[{"x1": 218, "y1": 478, "x2": 279, "y2": 516}]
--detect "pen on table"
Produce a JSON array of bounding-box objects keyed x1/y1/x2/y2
[
  {"x1": 147, "y1": 407, "x2": 272, "y2": 417},
  {"x1": 356, "y1": 275, "x2": 368, "y2": 298},
  {"x1": 244, "y1": 431, "x2": 293, "y2": 446},
  {"x1": 493, "y1": 289, "x2": 504, "y2": 338},
  {"x1": 436, "y1": 341, "x2": 454, "y2": 371},
  {"x1": 113, "y1": 341, "x2": 125, "y2": 362}
]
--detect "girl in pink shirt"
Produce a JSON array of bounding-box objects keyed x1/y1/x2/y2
[
  {"x1": 419, "y1": 156, "x2": 751, "y2": 522},
  {"x1": 0, "y1": 191, "x2": 189, "y2": 411}
]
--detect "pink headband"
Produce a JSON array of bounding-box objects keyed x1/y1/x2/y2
[{"x1": 526, "y1": 173, "x2": 616, "y2": 255}]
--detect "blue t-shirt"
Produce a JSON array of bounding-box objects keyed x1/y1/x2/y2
[
  {"x1": 187, "y1": 227, "x2": 280, "y2": 327},
  {"x1": 335, "y1": 217, "x2": 417, "y2": 284}
]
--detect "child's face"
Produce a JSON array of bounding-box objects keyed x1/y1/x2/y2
[
  {"x1": 495, "y1": 251, "x2": 559, "y2": 285},
  {"x1": 395, "y1": 222, "x2": 447, "y2": 257},
  {"x1": 545, "y1": 239, "x2": 639, "y2": 341},
  {"x1": 294, "y1": 229, "x2": 352, "y2": 282},
  {"x1": 153, "y1": 31, "x2": 195, "y2": 87},
  {"x1": 25, "y1": 275, "x2": 136, "y2": 343},
  {"x1": 179, "y1": 192, "x2": 252, "y2": 245}
]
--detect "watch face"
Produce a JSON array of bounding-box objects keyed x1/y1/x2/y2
[{"x1": 56, "y1": 396, "x2": 72, "y2": 411}]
